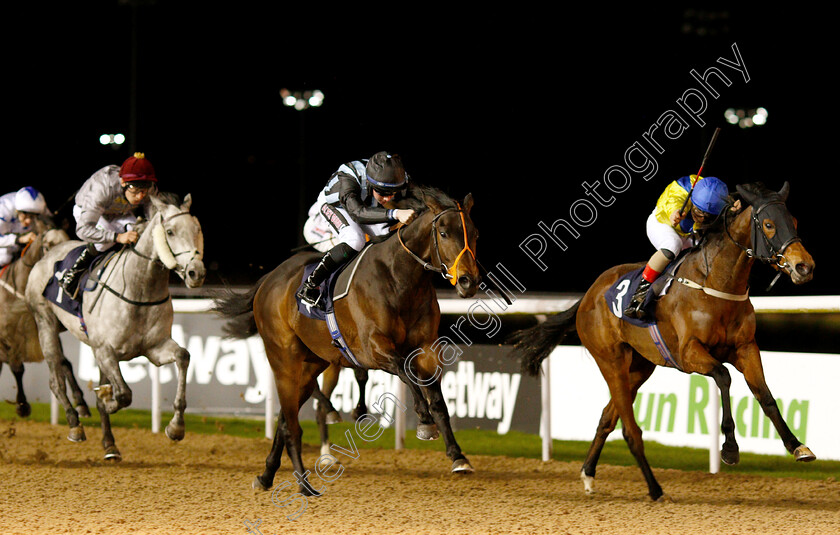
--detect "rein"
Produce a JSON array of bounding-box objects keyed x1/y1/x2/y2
[
  {"x1": 397, "y1": 204, "x2": 476, "y2": 285},
  {"x1": 93, "y1": 211, "x2": 198, "y2": 308}
]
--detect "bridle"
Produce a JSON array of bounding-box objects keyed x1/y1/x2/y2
[
  {"x1": 724, "y1": 198, "x2": 800, "y2": 272},
  {"x1": 397, "y1": 204, "x2": 476, "y2": 285},
  {"x1": 129, "y1": 211, "x2": 202, "y2": 279}
]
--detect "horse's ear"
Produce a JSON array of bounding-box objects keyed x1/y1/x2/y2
[
  {"x1": 181, "y1": 193, "x2": 193, "y2": 212},
  {"x1": 462, "y1": 193, "x2": 474, "y2": 215},
  {"x1": 735, "y1": 184, "x2": 756, "y2": 206},
  {"x1": 149, "y1": 194, "x2": 168, "y2": 215},
  {"x1": 778, "y1": 181, "x2": 790, "y2": 202}
]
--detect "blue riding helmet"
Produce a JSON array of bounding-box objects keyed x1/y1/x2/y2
[{"x1": 691, "y1": 176, "x2": 729, "y2": 215}]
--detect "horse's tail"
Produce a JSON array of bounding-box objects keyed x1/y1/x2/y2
[
  {"x1": 210, "y1": 276, "x2": 266, "y2": 339},
  {"x1": 506, "y1": 299, "x2": 581, "y2": 376}
]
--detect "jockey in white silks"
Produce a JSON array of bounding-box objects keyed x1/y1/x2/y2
[
  {"x1": 59, "y1": 152, "x2": 158, "y2": 297},
  {"x1": 0, "y1": 187, "x2": 49, "y2": 267},
  {"x1": 297, "y1": 151, "x2": 417, "y2": 308},
  {"x1": 624, "y1": 174, "x2": 736, "y2": 320}
]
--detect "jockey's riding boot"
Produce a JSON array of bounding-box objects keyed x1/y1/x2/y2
[
  {"x1": 296, "y1": 252, "x2": 340, "y2": 308},
  {"x1": 623, "y1": 278, "x2": 653, "y2": 320},
  {"x1": 59, "y1": 243, "x2": 97, "y2": 299}
]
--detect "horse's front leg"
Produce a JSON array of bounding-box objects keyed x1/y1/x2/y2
[
  {"x1": 401, "y1": 349, "x2": 473, "y2": 473},
  {"x1": 351, "y1": 367, "x2": 369, "y2": 421},
  {"x1": 732, "y1": 341, "x2": 815, "y2": 461},
  {"x1": 145, "y1": 338, "x2": 190, "y2": 441},
  {"x1": 93, "y1": 346, "x2": 132, "y2": 414},
  {"x1": 94, "y1": 369, "x2": 121, "y2": 461},
  {"x1": 682, "y1": 339, "x2": 741, "y2": 465}
]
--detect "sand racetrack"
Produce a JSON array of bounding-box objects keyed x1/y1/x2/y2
[{"x1": 0, "y1": 419, "x2": 838, "y2": 535}]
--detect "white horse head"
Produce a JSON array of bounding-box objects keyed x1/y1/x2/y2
[{"x1": 148, "y1": 193, "x2": 206, "y2": 288}]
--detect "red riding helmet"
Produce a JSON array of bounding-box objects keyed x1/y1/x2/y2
[{"x1": 120, "y1": 152, "x2": 158, "y2": 183}]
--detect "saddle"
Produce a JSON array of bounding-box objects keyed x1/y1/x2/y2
[
  {"x1": 43, "y1": 245, "x2": 116, "y2": 317},
  {"x1": 294, "y1": 243, "x2": 376, "y2": 368}
]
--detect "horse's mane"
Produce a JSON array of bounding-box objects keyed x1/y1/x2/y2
[
  {"x1": 136, "y1": 191, "x2": 182, "y2": 235},
  {"x1": 396, "y1": 183, "x2": 458, "y2": 213}
]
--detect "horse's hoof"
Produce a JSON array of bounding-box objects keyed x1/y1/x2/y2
[
  {"x1": 655, "y1": 493, "x2": 675, "y2": 503},
  {"x1": 721, "y1": 444, "x2": 740, "y2": 465},
  {"x1": 451, "y1": 458, "x2": 474, "y2": 473},
  {"x1": 76, "y1": 405, "x2": 91, "y2": 419},
  {"x1": 68, "y1": 426, "x2": 86, "y2": 443},
  {"x1": 416, "y1": 423, "x2": 439, "y2": 441},
  {"x1": 325, "y1": 411, "x2": 342, "y2": 424},
  {"x1": 252, "y1": 476, "x2": 269, "y2": 492},
  {"x1": 321, "y1": 442, "x2": 333, "y2": 457},
  {"x1": 581, "y1": 469, "x2": 596, "y2": 494},
  {"x1": 794, "y1": 445, "x2": 816, "y2": 462},
  {"x1": 16, "y1": 402, "x2": 31, "y2": 418},
  {"x1": 165, "y1": 423, "x2": 185, "y2": 441},
  {"x1": 104, "y1": 446, "x2": 122, "y2": 462},
  {"x1": 300, "y1": 483, "x2": 323, "y2": 497}
]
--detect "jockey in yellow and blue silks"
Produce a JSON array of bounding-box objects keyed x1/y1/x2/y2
[{"x1": 623, "y1": 175, "x2": 734, "y2": 320}]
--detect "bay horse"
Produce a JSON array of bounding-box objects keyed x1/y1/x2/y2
[
  {"x1": 1, "y1": 224, "x2": 84, "y2": 417},
  {"x1": 508, "y1": 182, "x2": 815, "y2": 501},
  {"x1": 213, "y1": 184, "x2": 479, "y2": 495},
  {"x1": 25, "y1": 193, "x2": 205, "y2": 460}
]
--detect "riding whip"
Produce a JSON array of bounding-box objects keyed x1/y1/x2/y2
[{"x1": 679, "y1": 127, "x2": 722, "y2": 219}]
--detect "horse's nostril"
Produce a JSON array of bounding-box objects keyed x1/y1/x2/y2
[
  {"x1": 458, "y1": 276, "x2": 472, "y2": 287},
  {"x1": 188, "y1": 270, "x2": 197, "y2": 279},
  {"x1": 795, "y1": 263, "x2": 812, "y2": 276}
]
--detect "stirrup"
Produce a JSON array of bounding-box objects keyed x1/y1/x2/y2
[{"x1": 297, "y1": 285, "x2": 322, "y2": 308}]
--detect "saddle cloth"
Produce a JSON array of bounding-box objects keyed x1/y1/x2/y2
[
  {"x1": 295, "y1": 243, "x2": 376, "y2": 368},
  {"x1": 42, "y1": 245, "x2": 115, "y2": 317},
  {"x1": 603, "y1": 253, "x2": 692, "y2": 370}
]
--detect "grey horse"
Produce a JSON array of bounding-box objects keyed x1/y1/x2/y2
[
  {"x1": 25, "y1": 193, "x2": 205, "y2": 460},
  {"x1": 1, "y1": 224, "x2": 87, "y2": 417}
]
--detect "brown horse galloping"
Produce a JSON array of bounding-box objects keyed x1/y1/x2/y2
[
  {"x1": 214, "y1": 185, "x2": 480, "y2": 495},
  {"x1": 508, "y1": 182, "x2": 815, "y2": 501}
]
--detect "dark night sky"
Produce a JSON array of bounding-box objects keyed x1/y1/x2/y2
[{"x1": 7, "y1": 4, "x2": 837, "y2": 296}]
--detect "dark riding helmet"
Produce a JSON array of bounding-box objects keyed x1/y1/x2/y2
[
  {"x1": 366, "y1": 152, "x2": 407, "y2": 195},
  {"x1": 691, "y1": 176, "x2": 729, "y2": 215},
  {"x1": 120, "y1": 152, "x2": 158, "y2": 185}
]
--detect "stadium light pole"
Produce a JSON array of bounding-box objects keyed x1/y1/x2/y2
[{"x1": 280, "y1": 89, "x2": 325, "y2": 246}]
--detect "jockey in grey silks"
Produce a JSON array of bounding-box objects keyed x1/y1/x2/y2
[
  {"x1": 59, "y1": 152, "x2": 158, "y2": 297},
  {"x1": 298, "y1": 151, "x2": 417, "y2": 308}
]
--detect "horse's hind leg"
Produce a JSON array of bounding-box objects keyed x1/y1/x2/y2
[
  {"x1": 351, "y1": 367, "x2": 369, "y2": 420},
  {"x1": 60, "y1": 356, "x2": 91, "y2": 418},
  {"x1": 597, "y1": 347, "x2": 666, "y2": 501},
  {"x1": 581, "y1": 354, "x2": 655, "y2": 494},
  {"x1": 9, "y1": 362, "x2": 31, "y2": 417},
  {"x1": 34, "y1": 319, "x2": 85, "y2": 441},
  {"x1": 733, "y1": 342, "x2": 814, "y2": 461}
]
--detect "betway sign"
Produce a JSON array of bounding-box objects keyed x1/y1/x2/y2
[{"x1": 60, "y1": 314, "x2": 539, "y2": 435}]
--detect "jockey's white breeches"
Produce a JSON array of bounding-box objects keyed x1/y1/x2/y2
[
  {"x1": 646, "y1": 211, "x2": 696, "y2": 256},
  {"x1": 303, "y1": 193, "x2": 390, "y2": 253}
]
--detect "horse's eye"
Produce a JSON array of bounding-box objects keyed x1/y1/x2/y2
[
  {"x1": 764, "y1": 222, "x2": 774, "y2": 230},
  {"x1": 440, "y1": 231, "x2": 447, "y2": 238},
  {"x1": 167, "y1": 229, "x2": 174, "y2": 236}
]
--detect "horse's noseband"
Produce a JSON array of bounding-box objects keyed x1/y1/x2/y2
[{"x1": 398, "y1": 205, "x2": 476, "y2": 285}]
